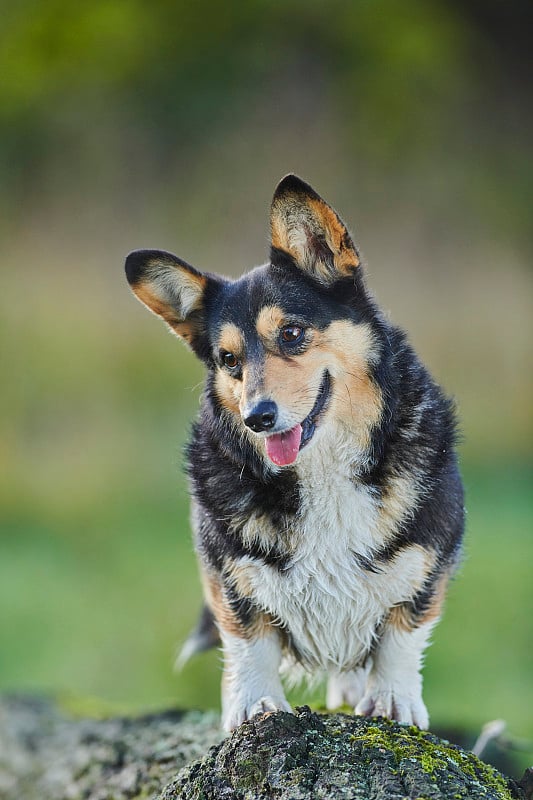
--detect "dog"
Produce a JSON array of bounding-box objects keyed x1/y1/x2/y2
[{"x1": 125, "y1": 174, "x2": 464, "y2": 732}]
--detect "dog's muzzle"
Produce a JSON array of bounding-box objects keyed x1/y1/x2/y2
[{"x1": 244, "y1": 400, "x2": 278, "y2": 433}]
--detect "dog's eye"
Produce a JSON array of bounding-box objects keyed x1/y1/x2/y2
[
  {"x1": 280, "y1": 325, "x2": 305, "y2": 345},
  {"x1": 222, "y1": 352, "x2": 239, "y2": 369}
]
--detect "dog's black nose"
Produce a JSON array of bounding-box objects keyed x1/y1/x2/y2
[{"x1": 244, "y1": 401, "x2": 278, "y2": 433}]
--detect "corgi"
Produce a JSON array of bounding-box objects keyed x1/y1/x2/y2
[{"x1": 125, "y1": 174, "x2": 464, "y2": 732}]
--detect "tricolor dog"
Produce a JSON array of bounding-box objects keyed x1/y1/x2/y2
[{"x1": 125, "y1": 175, "x2": 464, "y2": 732}]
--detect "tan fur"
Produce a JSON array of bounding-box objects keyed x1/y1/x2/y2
[
  {"x1": 214, "y1": 323, "x2": 247, "y2": 413},
  {"x1": 223, "y1": 558, "x2": 254, "y2": 599},
  {"x1": 388, "y1": 604, "x2": 415, "y2": 633},
  {"x1": 418, "y1": 571, "x2": 451, "y2": 626},
  {"x1": 376, "y1": 472, "x2": 421, "y2": 543},
  {"x1": 261, "y1": 352, "x2": 313, "y2": 414},
  {"x1": 214, "y1": 370, "x2": 242, "y2": 414},
  {"x1": 388, "y1": 557, "x2": 447, "y2": 634},
  {"x1": 133, "y1": 282, "x2": 183, "y2": 325},
  {"x1": 271, "y1": 193, "x2": 359, "y2": 284},
  {"x1": 218, "y1": 322, "x2": 245, "y2": 359},
  {"x1": 213, "y1": 370, "x2": 270, "y2": 460},
  {"x1": 235, "y1": 513, "x2": 294, "y2": 559},
  {"x1": 131, "y1": 264, "x2": 206, "y2": 342},
  {"x1": 262, "y1": 320, "x2": 382, "y2": 451},
  {"x1": 214, "y1": 317, "x2": 383, "y2": 461},
  {"x1": 256, "y1": 305, "x2": 287, "y2": 345},
  {"x1": 203, "y1": 566, "x2": 274, "y2": 640},
  {"x1": 202, "y1": 568, "x2": 243, "y2": 639},
  {"x1": 262, "y1": 321, "x2": 380, "y2": 432},
  {"x1": 307, "y1": 196, "x2": 360, "y2": 274},
  {"x1": 236, "y1": 367, "x2": 261, "y2": 419},
  {"x1": 320, "y1": 321, "x2": 382, "y2": 446}
]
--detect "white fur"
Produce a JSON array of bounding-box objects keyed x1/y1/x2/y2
[
  {"x1": 224, "y1": 421, "x2": 433, "y2": 728},
  {"x1": 249, "y1": 426, "x2": 427, "y2": 673},
  {"x1": 221, "y1": 631, "x2": 292, "y2": 732},
  {"x1": 355, "y1": 621, "x2": 436, "y2": 728}
]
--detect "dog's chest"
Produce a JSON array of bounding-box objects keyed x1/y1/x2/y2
[{"x1": 243, "y1": 460, "x2": 427, "y2": 672}]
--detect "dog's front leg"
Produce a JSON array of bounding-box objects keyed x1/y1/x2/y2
[
  {"x1": 220, "y1": 628, "x2": 292, "y2": 732},
  {"x1": 355, "y1": 618, "x2": 436, "y2": 729}
]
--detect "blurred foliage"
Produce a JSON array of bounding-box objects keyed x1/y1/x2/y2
[
  {"x1": 0, "y1": 0, "x2": 466, "y2": 125},
  {"x1": 0, "y1": 0, "x2": 531, "y2": 243},
  {"x1": 0, "y1": 0, "x2": 531, "y2": 774}
]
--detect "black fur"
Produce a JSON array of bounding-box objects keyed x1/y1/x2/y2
[
  {"x1": 188, "y1": 388, "x2": 298, "y2": 574},
  {"x1": 182, "y1": 261, "x2": 464, "y2": 632}
]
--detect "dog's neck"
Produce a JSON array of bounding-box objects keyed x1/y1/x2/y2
[{"x1": 293, "y1": 419, "x2": 372, "y2": 486}]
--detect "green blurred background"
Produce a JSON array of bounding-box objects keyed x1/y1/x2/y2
[{"x1": 1, "y1": 0, "x2": 531, "y2": 772}]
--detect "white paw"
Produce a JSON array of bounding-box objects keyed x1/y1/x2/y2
[
  {"x1": 222, "y1": 695, "x2": 293, "y2": 732},
  {"x1": 326, "y1": 664, "x2": 371, "y2": 710},
  {"x1": 355, "y1": 688, "x2": 429, "y2": 729}
]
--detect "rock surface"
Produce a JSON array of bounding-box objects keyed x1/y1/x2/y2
[
  {"x1": 0, "y1": 696, "x2": 527, "y2": 800},
  {"x1": 0, "y1": 695, "x2": 222, "y2": 800},
  {"x1": 172, "y1": 707, "x2": 525, "y2": 800}
]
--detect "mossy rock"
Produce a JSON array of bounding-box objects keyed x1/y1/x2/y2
[
  {"x1": 168, "y1": 706, "x2": 525, "y2": 800},
  {"x1": 0, "y1": 697, "x2": 527, "y2": 800}
]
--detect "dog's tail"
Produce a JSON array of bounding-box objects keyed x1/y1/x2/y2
[{"x1": 175, "y1": 604, "x2": 220, "y2": 670}]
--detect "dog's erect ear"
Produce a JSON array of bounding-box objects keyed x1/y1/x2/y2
[
  {"x1": 270, "y1": 174, "x2": 360, "y2": 284},
  {"x1": 125, "y1": 249, "x2": 213, "y2": 354}
]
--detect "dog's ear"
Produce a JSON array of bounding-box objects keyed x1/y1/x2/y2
[
  {"x1": 125, "y1": 249, "x2": 214, "y2": 357},
  {"x1": 270, "y1": 174, "x2": 360, "y2": 284}
]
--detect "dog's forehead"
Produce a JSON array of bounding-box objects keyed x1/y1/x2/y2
[{"x1": 210, "y1": 264, "x2": 347, "y2": 339}]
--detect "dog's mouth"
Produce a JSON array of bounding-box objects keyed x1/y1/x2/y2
[{"x1": 264, "y1": 371, "x2": 332, "y2": 467}]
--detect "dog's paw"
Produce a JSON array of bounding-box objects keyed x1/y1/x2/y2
[
  {"x1": 355, "y1": 688, "x2": 429, "y2": 729},
  {"x1": 223, "y1": 695, "x2": 293, "y2": 732}
]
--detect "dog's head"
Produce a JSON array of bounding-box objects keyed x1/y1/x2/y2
[{"x1": 126, "y1": 175, "x2": 383, "y2": 466}]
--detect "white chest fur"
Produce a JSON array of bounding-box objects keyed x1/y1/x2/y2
[{"x1": 242, "y1": 432, "x2": 429, "y2": 675}]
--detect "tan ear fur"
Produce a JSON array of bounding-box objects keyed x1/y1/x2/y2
[
  {"x1": 125, "y1": 249, "x2": 207, "y2": 344},
  {"x1": 270, "y1": 174, "x2": 360, "y2": 284}
]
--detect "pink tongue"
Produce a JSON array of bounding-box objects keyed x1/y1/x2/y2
[{"x1": 265, "y1": 424, "x2": 302, "y2": 466}]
